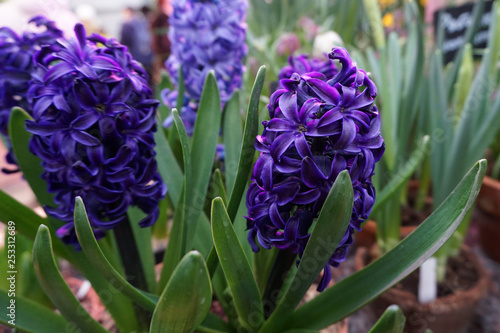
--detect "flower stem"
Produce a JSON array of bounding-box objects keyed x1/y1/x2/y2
[
  {"x1": 114, "y1": 216, "x2": 151, "y2": 329},
  {"x1": 262, "y1": 249, "x2": 297, "y2": 319}
]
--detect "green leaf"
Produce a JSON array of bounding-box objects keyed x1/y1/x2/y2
[
  {"x1": 9, "y1": 107, "x2": 54, "y2": 207},
  {"x1": 199, "y1": 312, "x2": 233, "y2": 333},
  {"x1": 226, "y1": 66, "x2": 266, "y2": 221},
  {"x1": 128, "y1": 206, "x2": 157, "y2": 292},
  {"x1": 223, "y1": 90, "x2": 243, "y2": 196},
  {"x1": 210, "y1": 168, "x2": 228, "y2": 205},
  {"x1": 260, "y1": 170, "x2": 353, "y2": 333},
  {"x1": 371, "y1": 135, "x2": 430, "y2": 215},
  {"x1": 186, "y1": 71, "x2": 221, "y2": 247},
  {"x1": 173, "y1": 108, "x2": 193, "y2": 225},
  {"x1": 285, "y1": 159, "x2": 486, "y2": 330},
  {"x1": 158, "y1": 187, "x2": 187, "y2": 294},
  {"x1": 175, "y1": 65, "x2": 185, "y2": 112},
  {"x1": 0, "y1": 190, "x2": 68, "y2": 257},
  {"x1": 154, "y1": 113, "x2": 183, "y2": 205},
  {"x1": 205, "y1": 66, "x2": 266, "y2": 277},
  {"x1": 157, "y1": 109, "x2": 192, "y2": 293},
  {"x1": 32, "y1": 225, "x2": 108, "y2": 333},
  {"x1": 368, "y1": 305, "x2": 406, "y2": 333},
  {"x1": 0, "y1": 290, "x2": 75, "y2": 333},
  {"x1": 211, "y1": 198, "x2": 263, "y2": 331},
  {"x1": 151, "y1": 251, "x2": 212, "y2": 333},
  {"x1": 74, "y1": 197, "x2": 157, "y2": 311}
]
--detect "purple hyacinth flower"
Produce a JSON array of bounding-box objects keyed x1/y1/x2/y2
[
  {"x1": 26, "y1": 24, "x2": 166, "y2": 247},
  {"x1": 0, "y1": 16, "x2": 63, "y2": 171},
  {"x1": 246, "y1": 47, "x2": 384, "y2": 292},
  {"x1": 163, "y1": 0, "x2": 247, "y2": 134}
]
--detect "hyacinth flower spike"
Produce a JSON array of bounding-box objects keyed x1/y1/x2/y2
[
  {"x1": 246, "y1": 47, "x2": 384, "y2": 292},
  {"x1": 26, "y1": 24, "x2": 166, "y2": 254},
  {"x1": 162, "y1": 0, "x2": 248, "y2": 134}
]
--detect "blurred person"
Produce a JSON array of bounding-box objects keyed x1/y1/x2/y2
[
  {"x1": 120, "y1": 6, "x2": 153, "y2": 79},
  {"x1": 151, "y1": 0, "x2": 172, "y2": 84}
]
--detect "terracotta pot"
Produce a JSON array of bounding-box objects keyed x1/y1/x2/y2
[
  {"x1": 475, "y1": 175, "x2": 500, "y2": 262},
  {"x1": 355, "y1": 245, "x2": 490, "y2": 333},
  {"x1": 355, "y1": 220, "x2": 417, "y2": 249}
]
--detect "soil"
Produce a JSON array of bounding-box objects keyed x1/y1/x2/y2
[{"x1": 334, "y1": 227, "x2": 500, "y2": 333}]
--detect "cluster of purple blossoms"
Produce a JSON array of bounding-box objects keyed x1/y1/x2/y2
[
  {"x1": 246, "y1": 47, "x2": 384, "y2": 291},
  {"x1": 26, "y1": 24, "x2": 166, "y2": 247},
  {"x1": 162, "y1": 0, "x2": 248, "y2": 133},
  {"x1": 0, "y1": 17, "x2": 62, "y2": 170},
  {"x1": 278, "y1": 54, "x2": 338, "y2": 83}
]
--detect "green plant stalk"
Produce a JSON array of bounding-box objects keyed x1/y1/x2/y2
[
  {"x1": 363, "y1": 0, "x2": 386, "y2": 49},
  {"x1": 452, "y1": 43, "x2": 473, "y2": 127},
  {"x1": 262, "y1": 249, "x2": 297, "y2": 318},
  {"x1": 434, "y1": 208, "x2": 473, "y2": 282},
  {"x1": 113, "y1": 217, "x2": 151, "y2": 329},
  {"x1": 415, "y1": 156, "x2": 431, "y2": 211},
  {"x1": 376, "y1": 192, "x2": 402, "y2": 254}
]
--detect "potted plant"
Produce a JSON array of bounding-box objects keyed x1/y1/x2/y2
[{"x1": 355, "y1": 1, "x2": 500, "y2": 332}]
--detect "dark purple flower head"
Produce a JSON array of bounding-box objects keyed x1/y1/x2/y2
[
  {"x1": 278, "y1": 54, "x2": 338, "y2": 85},
  {"x1": 163, "y1": 0, "x2": 247, "y2": 133},
  {"x1": 26, "y1": 24, "x2": 166, "y2": 248},
  {"x1": 246, "y1": 47, "x2": 384, "y2": 291},
  {"x1": 0, "y1": 17, "x2": 62, "y2": 170}
]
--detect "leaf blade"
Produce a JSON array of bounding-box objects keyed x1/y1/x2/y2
[
  {"x1": 368, "y1": 305, "x2": 406, "y2": 333},
  {"x1": 211, "y1": 197, "x2": 263, "y2": 330},
  {"x1": 32, "y1": 225, "x2": 108, "y2": 333},
  {"x1": 74, "y1": 197, "x2": 157, "y2": 311},
  {"x1": 151, "y1": 251, "x2": 212, "y2": 333},
  {"x1": 286, "y1": 159, "x2": 486, "y2": 329},
  {"x1": 260, "y1": 170, "x2": 353, "y2": 333}
]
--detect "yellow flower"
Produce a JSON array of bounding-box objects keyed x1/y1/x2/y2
[{"x1": 382, "y1": 13, "x2": 395, "y2": 28}]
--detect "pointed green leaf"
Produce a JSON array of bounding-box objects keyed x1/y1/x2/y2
[
  {"x1": 175, "y1": 65, "x2": 185, "y2": 112},
  {"x1": 210, "y1": 168, "x2": 228, "y2": 205},
  {"x1": 226, "y1": 66, "x2": 266, "y2": 221},
  {"x1": 32, "y1": 225, "x2": 108, "y2": 333},
  {"x1": 128, "y1": 206, "x2": 157, "y2": 292},
  {"x1": 151, "y1": 251, "x2": 212, "y2": 333},
  {"x1": 172, "y1": 108, "x2": 193, "y2": 222},
  {"x1": 0, "y1": 290, "x2": 74, "y2": 333},
  {"x1": 286, "y1": 160, "x2": 486, "y2": 330},
  {"x1": 186, "y1": 71, "x2": 222, "y2": 248},
  {"x1": 9, "y1": 107, "x2": 54, "y2": 207},
  {"x1": 74, "y1": 197, "x2": 157, "y2": 311},
  {"x1": 157, "y1": 109, "x2": 192, "y2": 292},
  {"x1": 211, "y1": 198, "x2": 263, "y2": 331},
  {"x1": 368, "y1": 305, "x2": 406, "y2": 333},
  {"x1": 154, "y1": 114, "x2": 183, "y2": 205},
  {"x1": 205, "y1": 66, "x2": 266, "y2": 277},
  {"x1": 223, "y1": 91, "x2": 243, "y2": 196},
  {"x1": 260, "y1": 170, "x2": 353, "y2": 333}
]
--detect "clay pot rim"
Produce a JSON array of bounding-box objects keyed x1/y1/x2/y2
[
  {"x1": 481, "y1": 175, "x2": 500, "y2": 192},
  {"x1": 355, "y1": 244, "x2": 490, "y2": 312}
]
